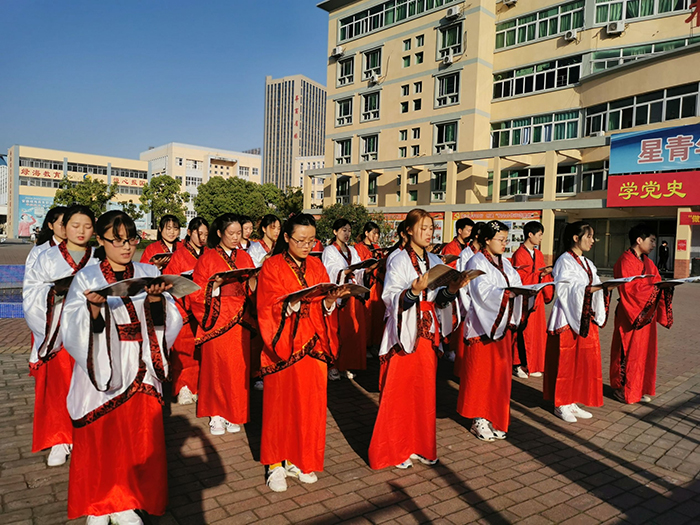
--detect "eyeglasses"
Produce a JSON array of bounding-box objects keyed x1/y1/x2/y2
[
  {"x1": 102, "y1": 236, "x2": 140, "y2": 248},
  {"x1": 289, "y1": 237, "x2": 317, "y2": 248}
]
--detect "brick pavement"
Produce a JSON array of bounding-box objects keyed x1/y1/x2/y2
[{"x1": 1, "y1": 281, "x2": 699, "y2": 524}]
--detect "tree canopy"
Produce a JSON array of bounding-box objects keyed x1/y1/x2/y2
[
  {"x1": 139, "y1": 175, "x2": 189, "y2": 226},
  {"x1": 53, "y1": 176, "x2": 118, "y2": 216},
  {"x1": 316, "y1": 203, "x2": 389, "y2": 245}
]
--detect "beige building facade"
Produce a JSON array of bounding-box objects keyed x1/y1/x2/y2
[
  {"x1": 295, "y1": 155, "x2": 326, "y2": 208},
  {"x1": 309, "y1": 0, "x2": 700, "y2": 276}
]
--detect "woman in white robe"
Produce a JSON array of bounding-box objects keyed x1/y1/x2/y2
[
  {"x1": 248, "y1": 214, "x2": 281, "y2": 268},
  {"x1": 61, "y1": 210, "x2": 182, "y2": 525},
  {"x1": 24, "y1": 206, "x2": 68, "y2": 270},
  {"x1": 23, "y1": 205, "x2": 97, "y2": 467}
]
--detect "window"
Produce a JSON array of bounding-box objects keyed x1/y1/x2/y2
[
  {"x1": 431, "y1": 171, "x2": 447, "y2": 202},
  {"x1": 402, "y1": 84, "x2": 409, "y2": 96},
  {"x1": 400, "y1": 129, "x2": 408, "y2": 141},
  {"x1": 491, "y1": 110, "x2": 580, "y2": 147},
  {"x1": 408, "y1": 172, "x2": 418, "y2": 184},
  {"x1": 399, "y1": 146, "x2": 407, "y2": 158},
  {"x1": 493, "y1": 55, "x2": 582, "y2": 100},
  {"x1": 415, "y1": 52, "x2": 423, "y2": 64},
  {"x1": 437, "y1": 72, "x2": 460, "y2": 107},
  {"x1": 412, "y1": 145, "x2": 420, "y2": 156},
  {"x1": 435, "y1": 121, "x2": 457, "y2": 153},
  {"x1": 416, "y1": 34, "x2": 424, "y2": 46},
  {"x1": 413, "y1": 99, "x2": 422, "y2": 111},
  {"x1": 414, "y1": 81, "x2": 422, "y2": 94},
  {"x1": 238, "y1": 166, "x2": 250, "y2": 179},
  {"x1": 412, "y1": 128, "x2": 421, "y2": 139},
  {"x1": 591, "y1": 36, "x2": 700, "y2": 73},
  {"x1": 495, "y1": 1, "x2": 584, "y2": 50},
  {"x1": 176, "y1": 157, "x2": 183, "y2": 166},
  {"x1": 175, "y1": 176, "x2": 183, "y2": 184},
  {"x1": 337, "y1": 178, "x2": 350, "y2": 196},
  {"x1": 403, "y1": 56, "x2": 411, "y2": 67},
  {"x1": 316, "y1": 191, "x2": 324, "y2": 200},
  {"x1": 403, "y1": 38, "x2": 411, "y2": 50},
  {"x1": 409, "y1": 190, "x2": 418, "y2": 202},
  {"x1": 252, "y1": 167, "x2": 259, "y2": 177},
  {"x1": 186, "y1": 159, "x2": 201, "y2": 170},
  {"x1": 584, "y1": 82, "x2": 700, "y2": 135},
  {"x1": 595, "y1": 0, "x2": 690, "y2": 24},
  {"x1": 500, "y1": 167, "x2": 544, "y2": 197},
  {"x1": 439, "y1": 23, "x2": 463, "y2": 58},
  {"x1": 362, "y1": 92, "x2": 380, "y2": 121},
  {"x1": 363, "y1": 48, "x2": 382, "y2": 79},
  {"x1": 369, "y1": 176, "x2": 378, "y2": 195},
  {"x1": 338, "y1": 57, "x2": 354, "y2": 85},
  {"x1": 556, "y1": 165, "x2": 577, "y2": 194},
  {"x1": 335, "y1": 139, "x2": 352, "y2": 165},
  {"x1": 186, "y1": 176, "x2": 203, "y2": 187},
  {"x1": 401, "y1": 101, "x2": 409, "y2": 113},
  {"x1": 361, "y1": 135, "x2": 379, "y2": 161},
  {"x1": 336, "y1": 98, "x2": 353, "y2": 126},
  {"x1": 581, "y1": 161, "x2": 608, "y2": 191}
]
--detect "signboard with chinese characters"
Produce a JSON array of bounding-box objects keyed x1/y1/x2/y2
[
  {"x1": 383, "y1": 212, "x2": 444, "y2": 244},
  {"x1": 680, "y1": 212, "x2": 700, "y2": 226},
  {"x1": 607, "y1": 171, "x2": 699, "y2": 207},
  {"x1": 609, "y1": 123, "x2": 700, "y2": 175},
  {"x1": 453, "y1": 210, "x2": 542, "y2": 256},
  {"x1": 18, "y1": 195, "x2": 54, "y2": 237}
]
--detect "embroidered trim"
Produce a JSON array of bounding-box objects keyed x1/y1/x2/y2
[
  {"x1": 116, "y1": 322, "x2": 143, "y2": 341},
  {"x1": 547, "y1": 325, "x2": 571, "y2": 336},
  {"x1": 29, "y1": 350, "x2": 59, "y2": 371},
  {"x1": 379, "y1": 343, "x2": 403, "y2": 364},
  {"x1": 260, "y1": 334, "x2": 333, "y2": 376},
  {"x1": 195, "y1": 303, "x2": 245, "y2": 345},
  {"x1": 184, "y1": 240, "x2": 202, "y2": 260},
  {"x1": 143, "y1": 296, "x2": 169, "y2": 382},
  {"x1": 58, "y1": 241, "x2": 92, "y2": 272},
  {"x1": 482, "y1": 248, "x2": 514, "y2": 341},
  {"x1": 662, "y1": 288, "x2": 674, "y2": 328}
]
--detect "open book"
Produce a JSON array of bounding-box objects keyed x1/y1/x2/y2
[
  {"x1": 593, "y1": 274, "x2": 655, "y2": 288},
  {"x1": 505, "y1": 282, "x2": 558, "y2": 294},
  {"x1": 210, "y1": 267, "x2": 261, "y2": 284},
  {"x1": 279, "y1": 282, "x2": 370, "y2": 304},
  {"x1": 654, "y1": 276, "x2": 700, "y2": 287},
  {"x1": 149, "y1": 253, "x2": 172, "y2": 263},
  {"x1": 91, "y1": 275, "x2": 201, "y2": 299},
  {"x1": 426, "y1": 264, "x2": 485, "y2": 291},
  {"x1": 441, "y1": 254, "x2": 459, "y2": 265},
  {"x1": 51, "y1": 275, "x2": 76, "y2": 296},
  {"x1": 346, "y1": 258, "x2": 378, "y2": 272}
]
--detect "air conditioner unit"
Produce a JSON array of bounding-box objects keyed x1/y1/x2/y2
[
  {"x1": 514, "y1": 194, "x2": 529, "y2": 202},
  {"x1": 564, "y1": 29, "x2": 578, "y2": 42},
  {"x1": 369, "y1": 73, "x2": 380, "y2": 84},
  {"x1": 442, "y1": 55, "x2": 454, "y2": 66},
  {"x1": 590, "y1": 131, "x2": 606, "y2": 137},
  {"x1": 331, "y1": 45, "x2": 345, "y2": 57},
  {"x1": 503, "y1": 0, "x2": 518, "y2": 6},
  {"x1": 606, "y1": 21, "x2": 625, "y2": 35},
  {"x1": 446, "y1": 6, "x2": 462, "y2": 18}
]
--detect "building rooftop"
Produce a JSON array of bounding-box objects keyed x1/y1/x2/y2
[{"x1": 317, "y1": 0, "x2": 359, "y2": 12}]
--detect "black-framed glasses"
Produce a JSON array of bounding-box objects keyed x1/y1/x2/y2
[
  {"x1": 102, "y1": 236, "x2": 141, "y2": 248},
  {"x1": 289, "y1": 237, "x2": 317, "y2": 248}
]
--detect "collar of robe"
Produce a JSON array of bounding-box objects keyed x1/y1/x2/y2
[
  {"x1": 100, "y1": 258, "x2": 134, "y2": 284},
  {"x1": 216, "y1": 244, "x2": 238, "y2": 269},
  {"x1": 567, "y1": 250, "x2": 593, "y2": 284},
  {"x1": 58, "y1": 240, "x2": 92, "y2": 273},
  {"x1": 283, "y1": 251, "x2": 308, "y2": 288}
]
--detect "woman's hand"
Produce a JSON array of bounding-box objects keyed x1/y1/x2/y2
[
  {"x1": 540, "y1": 266, "x2": 553, "y2": 276},
  {"x1": 145, "y1": 282, "x2": 173, "y2": 302},
  {"x1": 248, "y1": 276, "x2": 258, "y2": 293},
  {"x1": 151, "y1": 255, "x2": 171, "y2": 269},
  {"x1": 411, "y1": 273, "x2": 430, "y2": 295},
  {"x1": 84, "y1": 290, "x2": 107, "y2": 305},
  {"x1": 211, "y1": 275, "x2": 225, "y2": 293},
  {"x1": 324, "y1": 286, "x2": 353, "y2": 309}
]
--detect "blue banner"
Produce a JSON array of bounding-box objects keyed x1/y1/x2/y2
[{"x1": 609, "y1": 123, "x2": 700, "y2": 175}]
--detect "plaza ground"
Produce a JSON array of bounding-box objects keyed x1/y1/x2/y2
[{"x1": 1, "y1": 243, "x2": 699, "y2": 524}]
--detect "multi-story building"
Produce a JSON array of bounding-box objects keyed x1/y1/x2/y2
[
  {"x1": 310, "y1": 0, "x2": 700, "y2": 276},
  {"x1": 5, "y1": 145, "x2": 150, "y2": 238},
  {"x1": 295, "y1": 155, "x2": 326, "y2": 208},
  {"x1": 139, "y1": 142, "x2": 262, "y2": 222},
  {"x1": 263, "y1": 75, "x2": 327, "y2": 189},
  {"x1": 0, "y1": 156, "x2": 8, "y2": 230}
]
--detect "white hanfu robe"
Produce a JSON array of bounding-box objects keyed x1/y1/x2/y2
[
  {"x1": 25, "y1": 236, "x2": 60, "y2": 271},
  {"x1": 248, "y1": 239, "x2": 273, "y2": 268}
]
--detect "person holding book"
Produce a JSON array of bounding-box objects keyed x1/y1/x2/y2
[
  {"x1": 61, "y1": 210, "x2": 182, "y2": 524},
  {"x1": 190, "y1": 214, "x2": 255, "y2": 436},
  {"x1": 162, "y1": 217, "x2": 209, "y2": 405},
  {"x1": 458, "y1": 221, "x2": 534, "y2": 442},
  {"x1": 510, "y1": 221, "x2": 554, "y2": 379},
  {"x1": 25, "y1": 206, "x2": 68, "y2": 270},
  {"x1": 140, "y1": 214, "x2": 181, "y2": 271},
  {"x1": 369, "y1": 209, "x2": 471, "y2": 470},
  {"x1": 544, "y1": 221, "x2": 616, "y2": 423},
  {"x1": 610, "y1": 223, "x2": 673, "y2": 405},
  {"x1": 256, "y1": 213, "x2": 347, "y2": 492},
  {"x1": 23, "y1": 205, "x2": 98, "y2": 467},
  {"x1": 322, "y1": 218, "x2": 371, "y2": 380},
  {"x1": 353, "y1": 221, "x2": 384, "y2": 357}
]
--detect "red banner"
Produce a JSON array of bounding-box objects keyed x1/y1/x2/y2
[
  {"x1": 680, "y1": 212, "x2": 700, "y2": 226},
  {"x1": 607, "y1": 171, "x2": 700, "y2": 207}
]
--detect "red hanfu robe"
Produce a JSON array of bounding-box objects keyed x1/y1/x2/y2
[
  {"x1": 191, "y1": 246, "x2": 254, "y2": 425},
  {"x1": 140, "y1": 240, "x2": 179, "y2": 270},
  {"x1": 610, "y1": 249, "x2": 673, "y2": 404},
  {"x1": 355, "y1": 242, "x2": 386, "y2": 349},
  {"x1": 511, "y1": 245, "x2": 554, "y2": 373},
  {"x1": 441, "y1": 238, "x2": 467, "y2": 356},
  {"x1": 257, "y1": 253, "x2": 339, "y2": 473},
  {"x1": 544, "y1": 252, "x2": 610, "y2": 408},
  {"x1": 163, "y1": 241, "x2": 203, "y2": 395}
]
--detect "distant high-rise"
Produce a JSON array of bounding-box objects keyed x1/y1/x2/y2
[{"x1": 263, "y1": 75, "x2": 326, "y2": 189}]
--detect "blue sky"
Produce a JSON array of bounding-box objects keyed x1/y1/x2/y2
[{"x1": 2, "y1": 0, "x2": 329, "y2": 158}]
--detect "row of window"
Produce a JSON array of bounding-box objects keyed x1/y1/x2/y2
[
  {"x1": 18, "y1": 158, "x2": 147, "y2": 179},
  {"x1": 19, "y1": 177, "x2": 60, "y2": 188},
  {"x1": 591, "y1": 36, "x2": 700, "y2": 72},
  {"x1": 493, "y1": 162, "x2": 609, "y2": 198},
  {"x1": 595, "y1": 0, "x2": 690, "y2": 24},
  {"x1": 491, "y1": 111, "x2": 580, "y2": 148},
  {"x1": 496, "y1": 1, "x2": 584, "y2": 50},
  {"x1": 493, "y1": 56, "x2": 581, "y2": 100},
  {"x1": 118, "y1": 185, "x2": 143, "y2": 195}
]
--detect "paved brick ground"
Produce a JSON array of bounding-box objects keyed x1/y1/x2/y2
[{"x1": 1, "y1": 252, "x2": 700, "y2": 523}]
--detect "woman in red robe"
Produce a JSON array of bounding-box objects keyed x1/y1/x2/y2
[
  {"x1": 163, "y1": 217, "x2": 209, "y2": 404},
  {"x1": 610, "y1": 224, "x2": 673, "y2": 404},
  {"x1": 190, "y1": 214, "x2": 254, "y2": 436},
  {"x1": 354, "y1": 221, "x2": 385, "y2": 355},
  {"x1": 140, "y1": 214, "x2": 181, "y2": 271},
  {"x1": 257, "y1": 214, "x2": 345, "y2": 492}
]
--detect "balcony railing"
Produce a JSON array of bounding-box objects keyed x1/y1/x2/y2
[{"x1": 431, "y1": 191, "x2": 446, "y2": 202}]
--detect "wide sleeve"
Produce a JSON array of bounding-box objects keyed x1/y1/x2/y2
[
  {"x1": 248, "y1": 242, "x2": 265, "y2": 268},
  {"x1": 466, "y1": 255, "x2": 512, "y2": 341},
  {"x1": 382, "y1": 253, "x2": 421, "y2": 354},
  {"x1": 614, "y1": 253, "x2": 669, "y2": 329},
  {"x1": 322, "y1": 246, "x2": 347, "y2": 285},
  {"x1": 140, "y1": 287, "x2": 183, "y2": 383},
  {"x1": 22, "y1": 254, "x2": 59, "y2": 361},
  {"x1": 552, "y1": 255, "x2": 606, "y2": 336}
]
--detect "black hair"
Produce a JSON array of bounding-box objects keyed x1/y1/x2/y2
[
  {"x1": 273, "y1": 214, "x2": 317, "y2": 256},
  {"x1": 332, "y1": 218, "x2": 351, "y2": 233},
  {"x1": 359, "y1": 221, "x2": 380, "y2": 243},
  {"x1": 36, "y1": 206, "x2": 68, "y2": 245},
  {"x1": 468, "y1": 222, "x2": 485, "y2": 244},
  {"x1": 387, "y1": 220, "x2": 407, "y2": 255},
  {"x1": 523, "y1": 221, "x2": 545, "y2": 240},
  {"x1": 258, "y1": 214, "x2": 281, "y2": 238},
  {"x1": 156, "y1": 214, "x2": 181, "y2": 241},
  {"x1": 184, "y1": 217, "x2": 210, "y2": 244},
  {"x1": 628, "y1": 223, "x2": 656, "y2": 246},
  {"x1": 477, "y1": 220, "x2": 510, "y2": 246},
  {"x1": 94, "y1": 210, "x2": 138, "y2": 261},
  {"x1": 207, "y1": 213, "x2": 241, "y2": 249},
  {"x1": 62, "y1": 205, "x2": 96, "y2": 229},
  {"x1": 557, "y1": 221, "x2": 594, "y2": 259},
  {"x1": 455, "y1": 218, "x2": 475, "y2": 233}
]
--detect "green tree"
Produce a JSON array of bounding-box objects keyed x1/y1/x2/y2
[
  {"x1": 193, "y1": 176, "x2": 271, "y2": 225},
  {"x1": 260, "y1": 183, "x2": 283, "y2": 209},
  {"x1": 140, "y1": 175, "x2": 189, "y2": 227},
  {"x1": 278, "y1": 187, "x2": 304, "y2": 219},
  {"x1": 53, "y1": 176, "x2": 118, "y2": 216},
  {"x1": 120, "y1": 200, "x2": 144, "y2": 222},
  {"x1": 316, "y1": 203, "x2": 389, "y2": 245}
]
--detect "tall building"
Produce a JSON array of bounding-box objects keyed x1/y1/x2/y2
[
  {"x1": 0, "y1": 156, "x2": 8, "y2": 231},
  {"x1": 310, "y1": 0, "x2": 700, "y2": 277},
  {"x1": 140, "y1": 142, "x2": 262, "y2": 222},
  {"x1": 263, "y1": 75, "x2": 327, "y2": 189}
]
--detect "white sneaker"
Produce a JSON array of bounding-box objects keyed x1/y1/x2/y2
[
  {"x1": 177, "y1": 385, "x2": 196, "y2": 405},
  {"x1": 225, "y1": 421, "x2": 241, "y2": 433},
  {"x1": 86, "y1": 515, "x2": 110, "y2": 525},
  {"x1": 253, "y1": 380, "x2": 264, "y2": 391},
  {"x1": 641, "y1": 394, "x2": 652, "y2": 403},
  {"x1": 328, "y1": 368, "x2": 341, "y2": 381},
  {"x1": 285, "y1": 462, "x2": 318, "y2": 484},
  {"x1": 530, "y1": 371, "x2": 542, "y2": 377},
  {"x1": 554, "y1": 405, "x2": 577, "y2": 423},
  {"x1": 569, "y1": 404, "x2": 592, "y2": 419},
  {"x1": 110, "y1": 509, "x2": 143, "y2": 525},
  {"x1": 410, "y1": 453, "x2": 439, "y2": 465},
  {"x1": 209, "y1": 416, "x2": 225, "y2": 435},
  {"x1": 487, "y1": 422, "x2": 507, "y2": 440},
  {"x1": 514, "y1": 366, "x2": 529, "y2": 379},
  {"x1": 396, "y1": 458, "x2": 413, "y2": 469},
  {"x1": 266, "y1": 466, "x2": 288, "y2": 492},
  {"x1": 344, "y1": 370, "x2": 355, "y2": 379},
  {"x1": 47, "y1": 443, "x2": 71, "y2": 467},
  {"x1": 470, "y1": 418, "x2": 495, "y2": 442}
]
